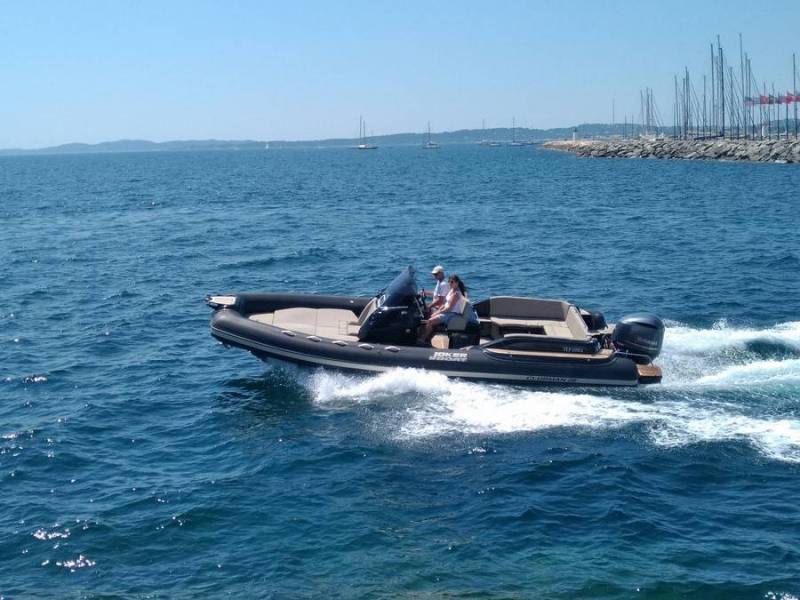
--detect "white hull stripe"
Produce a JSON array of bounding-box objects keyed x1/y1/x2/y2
[{"x1": 211, "y1": 326, "x2": 638, "y2": 387}]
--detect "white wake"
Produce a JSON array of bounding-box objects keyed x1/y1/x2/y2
[
  {"x1": 658, "y1": 320, "x2": 800, "y2": 386},
  {"x1": 303, "y1": 321, "x2": 800, "y2": 462}
]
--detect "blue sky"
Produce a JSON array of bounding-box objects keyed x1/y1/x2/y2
[{"x1": 2, "y1": 0, "x2": 799, "y2": 147}]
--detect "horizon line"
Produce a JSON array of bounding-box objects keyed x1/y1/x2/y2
[{"x1": 1, "y1": 121, "x2": 642, "y2": 153}]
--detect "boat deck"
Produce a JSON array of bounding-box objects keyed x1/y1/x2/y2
[
  {"x1": 249, "y1": 307, "x2": 361, "y2": 341},
  {"x1": 245, "y1": 295, "x2": 608, "y2": 360}
]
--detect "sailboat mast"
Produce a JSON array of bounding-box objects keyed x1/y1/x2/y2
[
  {"x1": 794, "y1": 53, "x2": 798, "y2": 139},
  {"x1": 739, "y1": 33, "x2": 746, "y2": 138}
]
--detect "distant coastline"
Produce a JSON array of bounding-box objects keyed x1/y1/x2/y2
[
  {"x1": 7, "y1": 130, "x2": 799, "y2": 162},
  {"x1": 0, "y1": 124, "x2": 626, "y2": 156},
  {"x1": 0, "y1": 139, "x2": 266, "y2": 157}
]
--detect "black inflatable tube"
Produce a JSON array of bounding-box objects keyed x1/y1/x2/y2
[
  {"x1": 209, "y1": 299, "x2": 641, "y2": 386},
  {"x1": 233, "y1": 292, "x2": 372, "y2": 316}
]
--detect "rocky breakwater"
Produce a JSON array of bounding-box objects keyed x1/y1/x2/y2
[{"x1": 544, "y1": 138, "x2": 800, "y2": 163}]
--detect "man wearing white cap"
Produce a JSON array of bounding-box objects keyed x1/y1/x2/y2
[{"x1": 425, "y1": 265, "x2": 448, "y2": 313}]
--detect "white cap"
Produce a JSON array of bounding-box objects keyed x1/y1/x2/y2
[{"x1": 431, "y1": 265, "x2": 444, "y2": 274}]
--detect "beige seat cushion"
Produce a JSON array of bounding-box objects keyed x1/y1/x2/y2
[
  {"x1": 315, "y1": 308, "x2": 359, "y2": 326},
  {"x1": 249, "y1": 313, "x2": 275, "y2": 325},
  {"x1": 490, "y1": 311, "x2": 590, "y2": 341},
  {"x1": 564, "y1": 306, "x2": 590, "y2": 339},
  {"x1": 490, "y1": 316, "x2": 552, "y2": 329},
  {"x1": 271, "y1": 307, "x2": 318, "y2": 335},
  {"x1": 490, "y1": 316, "x2": 557, "y2": 338},
  {"x1": 253, "y1": 307, "x2": 360, "y2": 340},
  {"x1": 431, "y1": 334, "x2": 449, "y2": 350},
  {"x1": 543, "y1": 322, "x2": 574, "y2": 338}
]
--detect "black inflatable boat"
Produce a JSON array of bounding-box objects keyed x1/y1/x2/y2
[{"x1": 207, "y1": 267, "x2": 664, "y2": 386}]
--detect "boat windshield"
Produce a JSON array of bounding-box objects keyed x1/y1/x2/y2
[{"x1": 379, "y1": 266, "x2": 419, "y2": 308}]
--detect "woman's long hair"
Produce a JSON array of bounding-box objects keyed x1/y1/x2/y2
[{"x1": 448, "y1": 274, "x2": 467, "y2": 298}]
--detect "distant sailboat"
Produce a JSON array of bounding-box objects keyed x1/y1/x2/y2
[
  {"x1": 508, "y1": 117, "x2": 524, "y2": 146},
  {"x1": 423, "y1": 121, "x2": 440, "y2": 149},
  {"x1": 355, "y1": 116, "x2": 378, "y2": 150},
  {"x1": 478, "y1": 118, "x2": 492, "y2": 145}
]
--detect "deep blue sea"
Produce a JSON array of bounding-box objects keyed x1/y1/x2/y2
[{"x1": 2, "y1": 145, "x2": 800, "y2": 599}]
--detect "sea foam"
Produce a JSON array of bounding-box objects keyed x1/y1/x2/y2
[
  {"x1": 305, "y1": 321, "x2": 800, "y2": 462},
  {"x1": 658, "y1": 320, "x2": 800, "y2": 387}
]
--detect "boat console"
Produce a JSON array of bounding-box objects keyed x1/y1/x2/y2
[{"x1": 357, "y1": 268, "x2": 426, "y2": 345}]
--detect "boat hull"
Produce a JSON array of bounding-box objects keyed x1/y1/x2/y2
[{"x1": 209, "y1": 301, "x2": 643, "y2": 386}]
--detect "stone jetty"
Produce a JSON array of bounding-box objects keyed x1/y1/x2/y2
[{"x1": 543, "y1": 138, "x2": 800, "y2": 163}]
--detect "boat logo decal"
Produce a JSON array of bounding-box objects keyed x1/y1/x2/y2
[
  {"x1": 429, "y1": 351, "x2": 468, "y2": 362},
  {"x1": 525, "y1": 375, "x2": 576, "y2": 383}
]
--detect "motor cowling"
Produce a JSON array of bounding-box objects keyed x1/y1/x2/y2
[{"x1": 612, "y1": 313, "x2": 664, "y2": 363}]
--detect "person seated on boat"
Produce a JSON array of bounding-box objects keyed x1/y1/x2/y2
[
  {"x1": 419, "y1": 274, "x2": 478, "y2": 343},
  {"x1": 422, "y1": 265, "x2": 449, "y2": 315}
]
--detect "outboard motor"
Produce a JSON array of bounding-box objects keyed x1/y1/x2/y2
[{"x1": 612, "y1": 313, "x2": 664, "y2": 363}]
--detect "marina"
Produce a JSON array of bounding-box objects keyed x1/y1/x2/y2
[{"x1": 611, "y1": 35, "x2": 799, "y2": 145}]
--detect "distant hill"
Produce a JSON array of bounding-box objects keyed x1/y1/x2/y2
[
  {"x1": 0, "y1": 124, "x2": 645, "y2": 156},
  {"x1": 267, "y1": 123, "x2": 640, "y2": 148},
  {"x1": 0, "y1": 139, "x2": 267, "y2": 156}
]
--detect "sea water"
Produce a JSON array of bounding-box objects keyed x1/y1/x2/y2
[{"x1": 2, "y1": 145, "x2": 799, "y2": 598}]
